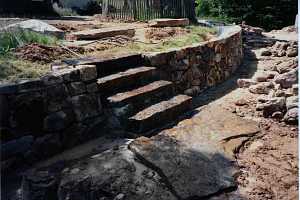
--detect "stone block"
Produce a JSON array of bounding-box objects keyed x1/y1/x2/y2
[
  {"x1": 71, "y1": 94, "x2": 102, "y2": 121},
  {"x1": 86, "y1": 82, "x2": 99, "y2": 93},
  {"x1": 2, "y1": 135, "x2": 34, "y2": 160},
  {"x1": 46, "y1": 84, "x2": 69, "y2": 101},
  {"x1": 41, "y1": 74, "x2": 63, "y2": 86},
  {"x1": 18, "y1": 79, "x2": 44, "y2": 93},
  {"x1": 44, "y1": 109, "x2": 75, "y2": 132},
  {"x1": 77, "y1": 65, "x2": 97, "y2": 82},
  {"x1": 67, "y1": 82, "x2": 86, "y2": 96}
]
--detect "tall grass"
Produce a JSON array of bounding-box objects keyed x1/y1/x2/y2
[{"x1": 0, "y1": 28, "x2": 58, "y2": 55}]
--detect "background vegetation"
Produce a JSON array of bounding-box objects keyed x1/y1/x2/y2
[{"x1": 196, "y1": 0, "x2": 298, "y2": 30}]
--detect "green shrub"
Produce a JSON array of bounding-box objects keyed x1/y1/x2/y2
[{"x1": 0, "y1": 29, "x2": 58, "y2": 55}]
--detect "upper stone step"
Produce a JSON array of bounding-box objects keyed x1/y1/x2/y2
[
  {"x1": 97, "y1": 66, "x2": 156, "y2": 93},
  {"x1": 107, "y1": 80, "x2": 174, "y2": 118},
  {"x1": 127, "y1": 95, "x2": 192, "y2": 133},
  {"x1": 108, "y1": 80, "x2": 173, "y2": 107},
  {"x1": 62, "y1": 53, "x2": 144, "y2": 78}
]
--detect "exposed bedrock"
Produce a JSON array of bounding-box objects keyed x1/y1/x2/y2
[{"x1": 22, "y1": 106, "x2": 259, "y2": 200}]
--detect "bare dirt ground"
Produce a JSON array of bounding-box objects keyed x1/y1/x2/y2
[{"x1": 194, "y1": 28, "x2": 298, "y2": 199}]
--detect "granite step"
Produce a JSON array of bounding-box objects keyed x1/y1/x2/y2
[
  {"x1": 127, "y1": 95, "x2": 192, "y2": 133},
  {"x1": 97, "y1": 66, "x2": 157, "y2": 93},
  {"x1": 62, "y1": 54, "x2": 144, "y2": 78},
  {"x1": 107, "y1": 80, "x2": 174, "y2": 117}
]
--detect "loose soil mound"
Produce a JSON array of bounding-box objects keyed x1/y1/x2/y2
[
  {"x1": 145, "y1": 27, "x2": 189, "y2": 41},
  {"x1": 15, "y1": 43, "x2": 84, "y2": 63}
]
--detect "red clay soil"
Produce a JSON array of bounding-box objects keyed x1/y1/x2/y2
[{"x1": 15, "y1": 43, "x2": 85, "y2": 63}]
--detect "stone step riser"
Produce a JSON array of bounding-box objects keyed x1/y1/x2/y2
[
  {"x1": 110, "y1": 83, "x2": 175, "y2": 118},
  {"x1": 97, "y1": 67, "x2": 157, "y2": 95},
  {"x1": 127, "y1": 95, "x2": 192, "y2": 133}
]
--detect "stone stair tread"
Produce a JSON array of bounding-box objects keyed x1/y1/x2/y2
[
  {"x1": 130, "y1": 94, "x2": 192, "y2": 121},
  {"x1": 97, "y1": 66, "x2": 156, "y2": 92},
  {"x1": 107, "y1": 80, "x2": 173, "y2": 106}
]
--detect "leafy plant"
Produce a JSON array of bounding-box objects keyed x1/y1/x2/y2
[{"x1": 0, "y1": 29, "x2": 58, "y2": 55}]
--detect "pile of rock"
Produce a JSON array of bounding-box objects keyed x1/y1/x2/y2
[
  {"x1": 260, "y1": 41, "x2": 298, "y2": 57},
  {"x1": 240, "y1": 24, "x2": 275, "y2": 48},
  {"x1": 238, "y1": 51, "x2": 298, "y2": 124}
]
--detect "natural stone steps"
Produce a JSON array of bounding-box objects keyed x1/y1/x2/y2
[
  {"x1": 107, "y1": 80, "x2": 174, "y2": 118},
  {"x1": 127, "y1": 95, "x2": 192, "y2": 133},
  {"x1": 62, "y1": 54, "x2": 144, "y2": 77},
  {"x1": 97, "y1": 66, "x2": 157, "y2": 93}
]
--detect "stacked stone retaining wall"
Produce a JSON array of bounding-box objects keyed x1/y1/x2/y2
[
  {"x1": 0, "y1": 25, "x2": 243, "y2": 170},
  {"x1": 144, "y1": 26, "x2": 243, "y2": 96}
]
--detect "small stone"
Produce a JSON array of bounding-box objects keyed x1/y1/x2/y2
[
  {"x1": 276, "y1": 59, "x2": 297, "y2": 74},
  {"x1": 71, "y1": 94, "x2": 102, "y2": 121},
  {"x1": 273, "y1": 50, "x2": 286, "y2": 57},
  {"x1": 67, "y1": 82, "x2": 86, "y2": 96},
  {"x1": 237, "y1": 79, "x2": 256, "y2": 88},
  {"x1": 114, "y1": 194, "x2": 125, "y2": 200},
  {"x1": 292, "y1": 84, "x2": 298, "y2": 95},
  {"x1": 274, "y1": 89, "x2": 286, "y2": 97},
  {"x1": 271, "y1": 111, "x2": 283, "y2": 119},
  {"x1": 44, "y1": 109, "x2": 75, "y2": 132},
  {"x1": 257, "y1": 97, "x2": 286, "y2": 117},
  {"x1": 273, "y1": 41, "x2": 289, "y2": 50},
  {"x1": 77, "y1": 65, "x2": 97, "y2": 82},
  {"x1": 257, "y1": 94, "x2": 269, "y2": 103},
  {"x1": 286, "y1": 48, "x2": 298, "y2": 57},
  {"x1": 184, "y1": 86, "x2": 201, "y2": 96},
  {"x1": 249, "y1": 82, "x2": 274, "y2": 94},
  {"x1": 2, "y1": 136, "x2": 34, "y2": 160},
  {"x1": 235, "y1": 99, "x2": 248, "y2": 106},
  {"x1": 274, "y1": 69, "x2": 298, "y2": 88},
  {"x1": 260, "y1": 49, "x2": 272, "y2": 56},
  {"x1": 286, "y1": 96, "x2": 298, "y2": 110},
  {"x1": 283, "y1": 107, "x2": 298, "y2": 124},
  {"x1": 86, "y1": 83, "x2": 99, "y2": 93},
  {"x1": 41, "y1": 74, "x2": 63, "y2": 86}
]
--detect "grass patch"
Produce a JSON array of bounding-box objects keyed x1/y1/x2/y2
[
  {"x1": 0, "y1": 29, "x2": 58, "y2": 55},
  {"x1": 93, "y1": 26, "x2": 217, "y2": 55},
  {"x1": 0, "y1": 53, "x2": 50, "y2": 82}
]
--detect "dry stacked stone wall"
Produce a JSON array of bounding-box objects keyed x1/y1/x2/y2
[
  {"x1": 0, "y1": 26, "x2": 243, "y2": 170},
  {"x1": 0, "y1": 65, "x2": 103, "y2": 170},
  {"x1": 144, "y1": 26, "x2": 243, "y2": 96}
]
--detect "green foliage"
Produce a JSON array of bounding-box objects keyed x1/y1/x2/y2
[
  {"x1": 196, "y1": 0, "x2": 297, "y2": 30},
  {"x1": 0, "y1": 29, "x2": 58, "y2": 55}
]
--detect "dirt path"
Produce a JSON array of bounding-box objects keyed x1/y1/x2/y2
[{"x1": 191, "y1": 28, "x2": 298, "y2": 199}]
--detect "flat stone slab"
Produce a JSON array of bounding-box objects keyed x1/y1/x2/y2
[
  {"x1": 129, "y1": 105, "x2": 260, "y2": 199},
  {"x1": 107, "y1": 80, "x2": 173, "y2": 106},
  {"x1": 148, "y1": 18, "x2": 189, "y2": 27},
  {"x1": 67, "y1": 27, "x2": 136, "y2": 40},
  {"x1": 97, "y1": 66, "x2": 156, "y2": 92},
  {"x1": 128, "y1": 95, "x2": 192, "y2": 132}
]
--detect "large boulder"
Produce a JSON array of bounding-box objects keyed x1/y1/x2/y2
[
  {"x1": 21, "y1": 145, "x2": 177, "y2": 200},
  {"x1": 4, "y1": 19, "x2": 64, "y2": 39}
]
